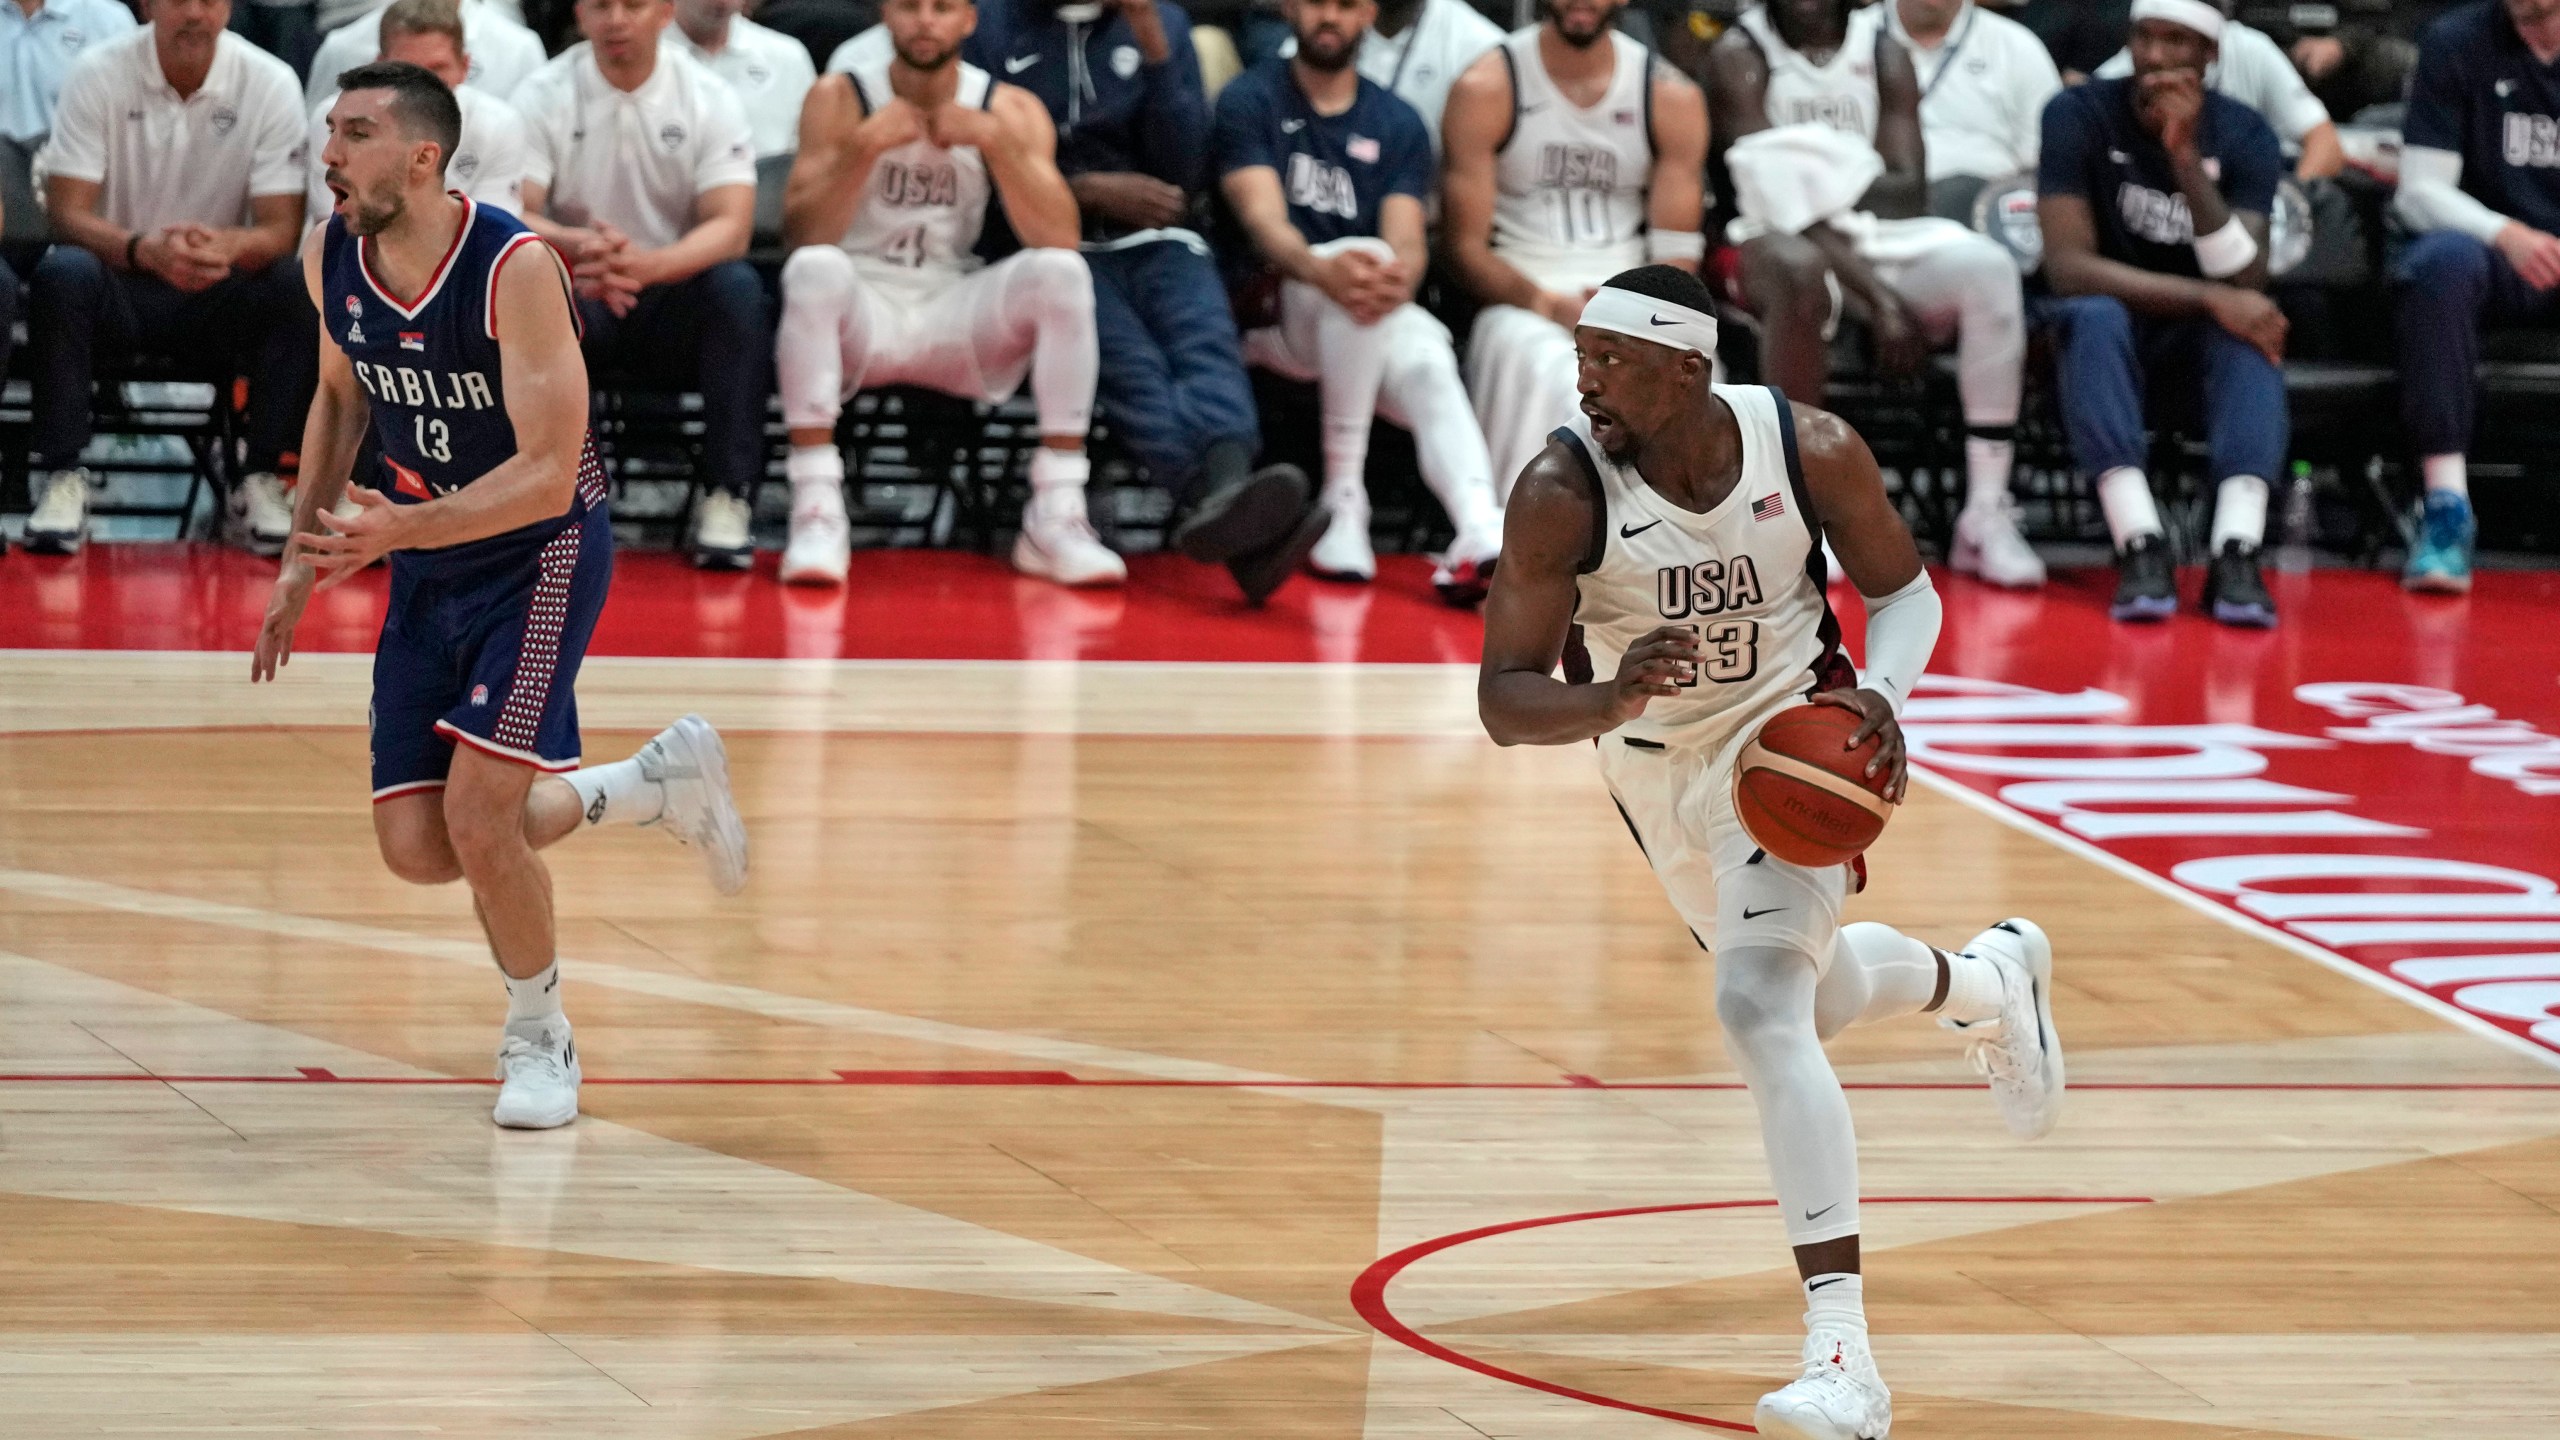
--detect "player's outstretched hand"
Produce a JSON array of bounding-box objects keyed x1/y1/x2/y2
[
  {"x1": 1605, "y1": 624, "x2": 1702, "y2": 726},
  {"x1": 303, "y1": 485, "x2": 406, "y2": 592},
  {"x1": 1809, "y1": 685, "x2": 1909, "y2": 804},
  {"x1": 252, "y1": 557, "x2": 313, "y2": 683}
]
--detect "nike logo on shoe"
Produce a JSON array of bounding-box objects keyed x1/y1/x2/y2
[
  {"x1": 1742, "y1": 905, "x2": 1786, "y2": 919},
  {"x1": 1620, "y1": 519, "x2": 1663, "y2": 538}
]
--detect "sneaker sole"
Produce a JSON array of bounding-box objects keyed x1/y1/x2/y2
[
  {"x1": 1433, "y1": 557, "x2": 1496, "y2": 608},
  {"x1": 1229, "y1": 504, "x2": 1331, "y2": 607},
  {"x1": 21, "y1": 533, "x2": 84, "y2": 557},
  {"x1": 492, "y1": 1061, "x2": 582, "y2": 1130},
  {"x1": 1989, "y1": 917, "x2": 2063, "y2": 1141},
  {"x1": 2209, "y1": 599, "x2": 2277, "y2": 629},
  {"x1": 1010, "y1": 536, "x2": 1127, "y2": 588},
  {"x1": 2402, "y1": 571, "x2": 2473, "y2": 596},
  {"x1": 1754, "y1": 1398, "x2": 1885, "y2": 1440},
  {"x1": 673, "y1": 715, "x2": 750, "y2": 896},
  {"x1": 1173, "y1": 467, "x2": 1309, "y2": 564},
  {"x1": 778, "y1": 554, "x2": 850, "y2": 586},
  {"x1": 691, "y1": 548, "x2": 755, "y2": 572},
  {"x1": 2109, "y1": 594, "x2": 2176, "y2": 623}
]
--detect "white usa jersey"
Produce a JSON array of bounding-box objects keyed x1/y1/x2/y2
[
  {"x1": 1492, "y1": 26, "x2": 1655, "y2": 291},
  {"x1": 836, "y1": 54, "x2": 994, "y2": 290},
  {"x1": 1738, "y1": 1, "x2": 1883, "y2": 145},
  {"x1": 1564, "y1": 384, "x2": 1851, "y2": 757}
]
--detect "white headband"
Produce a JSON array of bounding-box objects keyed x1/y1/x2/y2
[
  {"x1": 1578, "y1": 286, "x2": 1720, "y2": 358},
  {"x1": 2129, "y1": 0, "x2": 2224, "y2": 41}
]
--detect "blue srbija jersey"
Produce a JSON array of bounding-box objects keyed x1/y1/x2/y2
[{"x1": 321, "y1": 195, "x2": 603, "y2": 567}]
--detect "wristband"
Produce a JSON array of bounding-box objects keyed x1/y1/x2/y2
[
  {"x1": 2192, "y1": 216, "x2": 2258, "y2": 279},
  {"x1": 1647, "y1": 228, "x2": 1707, "y2": 263},
  {"x1": 125, "y1": 232, "x2": 141, "y2": 271}
]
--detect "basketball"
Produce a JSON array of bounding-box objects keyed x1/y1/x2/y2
[{"x1": 1733, "y1": 703, "x2": 1895, "y2": 867}]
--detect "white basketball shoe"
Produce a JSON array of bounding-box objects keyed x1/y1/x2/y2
[
  {"x1": 1012, "y1": 487, "x2": 1127, "y2": 587},
  {"x1": 1756, "y1": 1326, "x2": 1893, "y2": 1440},
  {"x1": 1943, "y1": 918, "x2": 2065, "y2": 1140},
  {"x1": 492, "y1": 1019, "x2": 580, "y2": 1129},
  {"x1": 637, "y1": 715, "x2": 750, "y2": 896},
  {"x1": 1308, "y1": 502, "x2": 1376, "y2": 582},
  {"x1": 779, "y1": 480, "x2": 851, "y2": 586},
  {"x1": 1950, "y1": 500, "x2": 2048, "y2": 589}
]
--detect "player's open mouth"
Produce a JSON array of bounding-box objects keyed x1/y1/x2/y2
[
  {"x1": 326, "y1": 178, "x2": 350, "y2": 211},
  {"x1": 1582, "y1": 402, "x2": 1617, "y2": 437}
]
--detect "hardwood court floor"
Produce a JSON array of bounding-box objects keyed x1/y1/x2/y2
[{"x1": 1, "y1": 653, "x2": 2556, "y2": 1438}]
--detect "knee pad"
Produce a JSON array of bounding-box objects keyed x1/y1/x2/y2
[{"x1": 781, "y1": 245, "x2": 859, "y2": 308}]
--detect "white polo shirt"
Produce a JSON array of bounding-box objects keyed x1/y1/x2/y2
[
  {"x1": 305, "y1": 82, "x2": 526, "y2": 228},
  {"x1": 514, "y1": 41, "x2": 757, "y2": 249},
  {"x1": 40, "y1": 26, "x2": 307, "y2": 232},
  {"x1": 1274, "y1": 0, "x2": 1501, "y2": 156},
  {"x1": 1, "y1": 0, "x2": 139, "y2": 145},
  {"x1": 304, "y1": 0, "x2": 548, "y2": 111},
  {"x1": 2093, "y1": 20, "x2": 2331, "y2": 150},
  {"x1": 1886, "y1": 0, "x2": 2061, "y2": 181},
  {"x1": 670, "y1": 15, "x2": 814, "y2": 159}
]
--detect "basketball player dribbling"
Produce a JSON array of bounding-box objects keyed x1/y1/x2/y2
[
  {"x1": 1478, "y1": 266, "x2": 2064, "y2": 1439},
  {"x1": 253, "y1": 61, "x2": 749, "y2": 1131}
]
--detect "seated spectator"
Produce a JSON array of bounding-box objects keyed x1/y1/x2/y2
[
  {"x1": 758, "y1": 0, "x2": 877, "y2": 71},
  {"x1": 1993, "y1": 0, "x2": 2129, "y2": 82},
  {"x1": 2273, "y1": 8, "x2": 2416, "y2": 124},
  {"x1": 671, "y1": 0, "x2": 817, "y2": 158},
  {"x1": 1884, "y1": 0, "x2": 2062, "y2": 217},
  {"x1": 304, "y1": 0, "x2": 528, "y2": 222},
  {"x1": 2094, "y1": 3, "x2": 2340, "y2": 177},
  {"x1": 1709, "y1": 0, "x2": 2038, "y2": 587},
  {"x1": 305, "y1": 0, "x2": 544, "y2": 107},
  {"x1": 2388, "y1": 0, "x2": 2560, "y2": 594},
  {"x1": 1215, "y1": 0, "x2": 1505, "y2": 594},
  {"x1": 775, "y1": 0, "x2": 1124, "y2": 589},
  {"x1": 989, "y1": 0, "x2": 1323, "y2": 605},
  {"x1": 3, "y1": 0, "x2": 141, "y2": 148},
  {"x1": 515, "y1": 0, "x2": 771, "y2": 567},
  {"x1": 27, "y1": 0, "x2": 313, "y2": 556},
  {"x1": 1279, "y1": 0, "x2": 1502, "y2": 156},
  {"x1": 1441, "y1": 0, "x2": 1706, "y2": 496},
  {"x1": 2038, "y1": 0, "x2": 2287, "y2": 626}
]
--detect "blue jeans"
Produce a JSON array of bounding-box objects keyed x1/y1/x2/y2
[
  {"x1": 578, "y1": 261, "x2": 774, "y2": 500},
  {"x1": 28, "y1": 245, "x2": 318, "y2": 475},
  {"x1": 2038, "y1": 292, "x2": 2287, "y2": 483},
  {"x1": 2392, "y1": 228, "x2": 2560, "y2": 458},
  {"x1": 1087, "y1": 239, "x2": 1259, "y2": 498}
]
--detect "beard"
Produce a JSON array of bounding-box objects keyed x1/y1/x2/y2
[
  {"x1": 1295, "y1": 26, "x2": 1357, "y2": 70},
  {"x1": 338, "y1": 177, "x2": 406, "y2": 237},
  {"x1": 1553, "y1": 6, "x2": 1609, "y2": 46},
  {"x1": 894, "y1": 35, "x2": 958, "y2": 70}
]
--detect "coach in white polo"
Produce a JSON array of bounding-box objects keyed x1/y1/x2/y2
[
  {"x1": 2094, "y1": 9, "x2": 2341, "y2": 178},
  {"x1": 24, "y1": 0, "x2": 312, "y2": 558},
  {"x1": 515, "y1": 0, "x2": 771, "y2": 570},
  {"x1": 669, "y1": 0, "x2": 814, "y2": 159},
  {"x1": 304, "y1": 0, "x2": 526, "y2": 225},
  {"x1": 303, "y1": 0, "x2": 544, "y2": 108},
  {"x1": 1886, "y1": 0, "x2": 2061, "y2": 215}
]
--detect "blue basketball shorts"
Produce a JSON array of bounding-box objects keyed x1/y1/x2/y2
[{"x1": 369, "y1": 505, "x2": 614, "y2": 801}]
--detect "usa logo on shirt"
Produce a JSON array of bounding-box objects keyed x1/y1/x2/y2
[{"x1": 1752, "y1": 493, "x2": 1786, "y2": 522}]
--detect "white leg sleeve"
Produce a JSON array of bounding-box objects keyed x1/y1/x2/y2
[
  {"x1": 1813, "y1": 921, "x2": 1942, "y2": 1042},
  {"x1": 1882, "y1": 232, "x2": 2024, "y2": 428},
  {"x1": 1717, "y1": 944, "x2": 1862, "y2": 1248},
  {"x1": 1287, "y1": 243, "x2": 1395, "y2": 499},
  {"x1": 1378, "y1": 305, "x2": 1502, "y2": 541},
  {"x1": 1465, "y1": 304, "x2": 1581, "y2": 505},
  {"x1": 990, "y1": 248, "x2": 1098, "y2": 439},
  {"x1": 777, "y1": 246, "x2": 868, "y2": 431}
]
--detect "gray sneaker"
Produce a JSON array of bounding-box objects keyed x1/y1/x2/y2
[{"x1": 25, "y1": 469, "x2": 94, "y2": 555}]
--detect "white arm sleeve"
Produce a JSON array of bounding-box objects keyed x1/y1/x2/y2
[
  {"x1": 1857, "y1": 570, "x2": 1941, "y2": 717},
  {"x1": 2395, "y1": 145, "x2": 2514, "y2": 244}
]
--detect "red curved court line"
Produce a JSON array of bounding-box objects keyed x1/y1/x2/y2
[{"x1": 1349, "y1": 1194, "x2": 2154, "y2": 1433}]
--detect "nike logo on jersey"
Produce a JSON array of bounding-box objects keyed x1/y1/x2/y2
[
  {"x1": 1281, "y1": 117, "x2": 1307, "y2": 133},
  {"x1": 1005, "y1": 53, "x2": 1040, "y2": 72},
  {"x1": 1742, "y1": 905, "x2": 1786, "y2": 920},
  {"x1": 1620, "y1": 519, "x2": 1663, "y2": 538}
]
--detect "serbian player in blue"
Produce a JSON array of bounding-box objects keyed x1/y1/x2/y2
[
  {"x1": 251, "y1": 62, "x2": 749, "y2": 1130},
  {"x1": 1479, "y1": 267, "x2": 2064, "y2": 1440}
]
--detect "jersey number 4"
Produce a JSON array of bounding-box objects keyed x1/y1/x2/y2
[{"x1": 1675, "y1": 620, "x2": 1759, "y2": 687}]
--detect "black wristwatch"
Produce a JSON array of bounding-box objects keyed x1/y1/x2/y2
[{"x1": 124, "y1": 232, "x2": 141, "y2": 270}]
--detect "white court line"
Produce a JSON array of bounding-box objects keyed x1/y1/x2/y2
[
  {"x1": 0, "y1": 867, "x2": 1339, "y2": 1094},
  {"x1": 1910, "y1": 767, "x2": 2560, "y2": 1072}
]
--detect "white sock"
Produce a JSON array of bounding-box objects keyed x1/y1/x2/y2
[
  {"x1": 564, "y1": 756, "x2": 664, "y2": 827},
  {"x1": 2210, "y1": 474, "x2": 2269, "y2": 552},
  {"x1": 2097, "y1": 467, "x2": 2162, "y2": 547},
  {"x1": 503, "y1": 961, "x2": 565, "y2": 1026},
  {"x1": 1935, "y1": 945, "x2": 2007, "y2": 1026},
  {"x1": 1804, "y1": 1273, "x2": 1867, "y2": 1337},
  {"x1": 1963, "y1": 435, "x2": 2016, "y2": 517},
  {"x1": 787, "y1": 444, "x2": 844, "y2": 494},
  {"x1": 2422, "y1": 453, "x2": 2469, "y2": 498}
]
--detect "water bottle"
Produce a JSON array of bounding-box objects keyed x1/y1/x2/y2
[{"x1": 2275, "y1": 460, "x2": 2316, "y2": 573}]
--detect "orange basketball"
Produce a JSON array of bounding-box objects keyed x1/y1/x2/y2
[{"x1": 1733, "y1": 703, "x2": 1895, "y2": 867}]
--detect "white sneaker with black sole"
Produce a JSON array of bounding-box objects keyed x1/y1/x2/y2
[
  {"x1": 1756, "y1": 1325, "x2": 1893, "y2": 1440},
  {"x1": 492, "y1": 1019, "x2": 580, "y2": 1129},
  {"x1": 691, "y1": 491, "x2": 755, "y2": 570},
  {"x1": 1942, "y1": 917, "x2": 2064, "y2": 1140},
  {"x1": 229, "y1": 472, "x2": 295, "y2": 556},
  {"x1": 24, "y1": 469, "x2": 94, "y2": 555},
  {"x1": 1308, "y1": 502, "x2": 1375, "y2": 582},
  {"x1": 1950, "y1": 500, "x2": 2047, "y2": 588},
  {"x1": 638, "y1": 714, "x2": 749, "y2": 895}
]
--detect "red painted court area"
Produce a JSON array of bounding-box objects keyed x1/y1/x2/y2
[{"x1": 4, "y1": 544, "x2": 2557, "y2": 1058}]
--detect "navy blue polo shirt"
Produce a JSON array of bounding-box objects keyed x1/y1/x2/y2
[
  {"x1": 2405, "y1": 0, "x2": 2560, "y2": 237},
  {"x1": 2038, "y1": 76, "x2": 2283, "y2": 278},
  {"x1": 1212, "y1": 59, "x2": 1432, "y2": 246}
]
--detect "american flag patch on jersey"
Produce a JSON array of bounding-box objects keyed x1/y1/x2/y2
[{"x1": 1752, "y1": 493, "x2": 1787, "y2": 522}]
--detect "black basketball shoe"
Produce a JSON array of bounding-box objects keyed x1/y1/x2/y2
[
  {"x1": 2109, "y1": 533, "x2": 2177, "y2": 622},
  {"x1": 2203, "y1": 539, "x2": 2277, "y2": 628}
]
